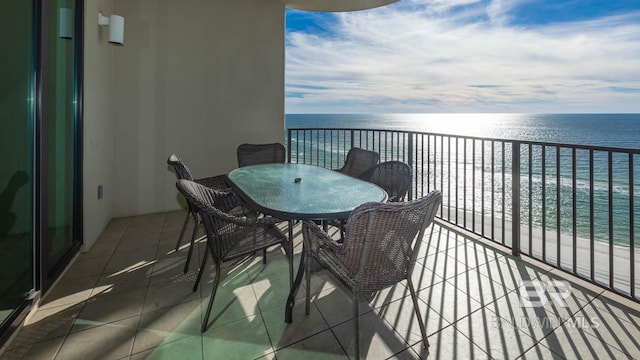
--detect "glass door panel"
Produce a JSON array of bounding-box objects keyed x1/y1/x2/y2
[
  {"x1": 44, "y1": 0, "x2": 78, "y2": 275},
  {"x1": 0, "y1": 0, "x2": 35, "y2": 324}
]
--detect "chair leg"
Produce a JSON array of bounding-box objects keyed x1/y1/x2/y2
[
  {"x1": 201, "y1": 258, "x2": 222, "y2": 333},
  {"x1": 183, "y1": 220, "x2": 199, "y2": 273},
  {"x1": 407, "y1": 277, "x2": 429, "y2": 349},
  {"x1": 193, "y1": 242, "x2": 209, "y2": 292},
  {"x1": 175, "y1": 211, "x2": 190, "y2": 251},
  {"x1": 288, "y1": 220, "x2": 294, "y2": 288},
  {"x1": 305, "y1": 252, "x2": 311, "y2": 315},
  {"x1": 353, "y1": 292, "x2": 360, "y2": 359}
]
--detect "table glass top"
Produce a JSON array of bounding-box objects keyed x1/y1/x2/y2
[{"x1": 227, "y1": 163, "x2": 387, "y2": 220}]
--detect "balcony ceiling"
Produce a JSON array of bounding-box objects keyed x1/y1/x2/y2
[{"x1": 285, "y1": 0, "x2": 399, "y2": 12}]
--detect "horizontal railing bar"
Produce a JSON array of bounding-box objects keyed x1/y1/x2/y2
[{"x1": 288, "y1": 127, "x2": 640, "y2": 154}]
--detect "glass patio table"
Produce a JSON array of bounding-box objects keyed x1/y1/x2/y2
[{"x1": 226, "y1": 163, "x2": 387, "y2": 322}]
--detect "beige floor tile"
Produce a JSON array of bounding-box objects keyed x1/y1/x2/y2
[
  {"x1": 275, "y1": 329, "x2": 348, "y2": 359},
  {"x1": 83, "y1": 239, "x2": 119, "y2": 258},
  {"x1": 202, "y1": 283, "x2": 261, "y2": 330},
  {"x1": 483, "y1": 291, "x2": 561, "y2": 341},
  {"x1": 92, "y1": 269, "x2": 152, "y2": 296},
  {"x1": 64, "y1": 254, "x2": 111, "y2": 279},
  {"x1": 412, "y1": 325, "x2": 491, "y2": 360},
  {"x1": 417, "y1": 280, "x2": 483, "y2": 324},
  {"x1": 201, "y1": 314, "x2": 274, "y2": 360},
  {"x1": 573, "y1": 302, "x2": 640, "y2": 357},
  {"x1": 38, "y1": 275, "x2": 99, "y2": 310},
  {"x1": 590, "y1": 292, "x2": 640, "y2": 328},
  {"x1": 71, "y1": 287, "x2": 146, "y2": 332},
  {"x1": 134, "y1": 299, "x2": 202, "y2": 354},
  {"x1": 23, "y1": 302, "x2": 84, "y2": 342},
  {"x1": 116, "y1": 237, "x2": 161, "y2": 255},
  {"x1": 305, "y1": 267, "x2": 341, "y2": 298},
  {"x1": 451, "y1": 240, "x2": 502, "y2": 269},
  {"x1": 3, "y1": 211, "x2": 637, "y2": 360},
  {"x1": 130, "y1": 335, "x2": 203, "y2": 360},
  {"x1": 483, "y1": 285, "x2": 594, "y2": 343},
  {"x1": 537, "y1": 321, "x2": 633, "y2": 360},
  {"x1": 518, "y1": 344, "x2": 565, "y2": 359},
  {"x1": 410, "y1": 256, "x2": 446, "y2": 293},
  {"x1": 133, "y1": 321, "x2": 201, "y2": 355},
  {"x1": 312, "y1": 285, "x2": 373, "y2": 328},
  {"x1": 365, "y1": 283, "x2": 411, "y2": 310},
  {"x1": 446, "y1": 268, "x2": 510, "y2": 306},
  {"x1": 390, "y1": 346, "x2": 423, "y2": 360},
  {"x1": 262, "y1": 301, "x2": 329, "y2": 350},
  {"x1": 331, "y1": 310, "x2": 414, "y2": 360},
  {"x1": 142, "y1": 276, "x2": 202, "y2": 314},
  {"x1": 56, "y1": 317, "x2": 138, "y2": 360},
  {"x1": 477, "y1": 255, "x2": 549, "y2": 291},
  {"x1": 411, "y1": 254, "x2": 453, "y2": 292},
  {"x1": 0, "y1": 335, "x2": 64, "y2": 360},
  {"x1": 454, "y1": 307, "x2": 536, "y2": 360},
  {"x1": 378, "y1": 294, "x2": 449, "y2": 346},
  {"x1": 251, "y1": 273, "x2": 297, "y2": 313},
  {"x1": 104, "y1": 247, "x2": 158, "y2": 274},
  {"x1": 147, "y1": 257, "x2": 195, "y2": 286},
  {"x1": 420, "y1": 224, "x2": 464, "y2": 257}
]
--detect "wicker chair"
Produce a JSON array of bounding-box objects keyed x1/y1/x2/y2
[
  {"x1": 336, "y1": 147, "x2": 379, "y2": 178},
  {"x1": 167, "y1": 154, "x2": 229, "y2": 273},
  {"x1": 359, "y1": 160, "x2": 412, "y2": 202},
  {"x1": 175, "y1": 179, "x2": 293, "y2": 332},
  {"x1": 237, "y1": 143, "x2": 286, "y2": 167},
  {"x1": 302, "y1": 191, "x2": 442, "y2": 359}
]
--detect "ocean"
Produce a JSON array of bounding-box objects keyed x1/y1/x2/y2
[
  {"x1": 286, "y1": 113, "x2": 640, "y2": 246},
  {"x1": 286, "y1": 113, "x2": 640, "y2": 150}
]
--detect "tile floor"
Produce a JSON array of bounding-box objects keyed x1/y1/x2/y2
[{"x1": 1, "y1": 210, "x2": 639, "y2": 359}]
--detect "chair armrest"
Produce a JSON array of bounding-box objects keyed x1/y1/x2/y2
[
  {"x1": 200, "y1": 200, "x2": 280, "y2": 228},
  {"x1": 301, "y1": 221, "x2": 343, "y2": 255},
  {"x1": 195, "y1": 174, "x2": 228, "y2": 190}
]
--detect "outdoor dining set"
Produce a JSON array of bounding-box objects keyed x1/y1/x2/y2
[{"x1": 167, "y1": 143, "x2": 442, "y2": 359}]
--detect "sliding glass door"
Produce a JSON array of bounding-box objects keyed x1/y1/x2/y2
[
  {"x1": 0, "y1": 0, "x2": 82, "y2": 343},
  {"x1": 0, "y1": 0, "x2": 36, "y2": 329},
  {"x1": 42, "y1": 0, "x2": 81, "y2": 287}
]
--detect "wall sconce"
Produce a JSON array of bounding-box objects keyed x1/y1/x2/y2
[
  {"x1": 59, "y1": 8, "x2": 73, "y2": 39},
  {"x1": 98, "y1": 12, "x2": 125, "y2": 46}
]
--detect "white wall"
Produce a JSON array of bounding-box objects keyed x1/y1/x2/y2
[
  {"x1": 111, "y1": 0, "x2": 285, "y2": 216},
  {"x1": 83, "y1": 0, "x2": 117, "y2": 250},
  {"x1": 82, "y1": 0, "x2": 285, "y2": 247}
]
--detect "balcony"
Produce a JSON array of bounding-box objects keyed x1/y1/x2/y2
[
  {"x1": 1, "y1": 209, "x2": 638, "y2": 359},
  {"x1": 2, "y1": 127, "x2": 639, "y2": 359}
]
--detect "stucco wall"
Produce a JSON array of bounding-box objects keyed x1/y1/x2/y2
[
  {"x1": 112, "y1": 0, "x2": 285, "y2": 217},
  {"x1": 83, "y1": 0, "x2": 117, "y2": 250},
  {"x1": 82, "y1": 0, "x2": 285, "y2": 248}
]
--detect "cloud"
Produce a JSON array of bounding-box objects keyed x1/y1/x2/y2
[{"x1": 285, "y1": 1, "x2": 640, "y2": 113}]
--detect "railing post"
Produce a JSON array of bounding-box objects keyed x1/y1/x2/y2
[
  {"x1": 350, "y1": 130, "x2": 355, "y2": 149},
  {"x1": 408, "y1": 133, "x2": 414, "y2": 200},
  {"x1": 287, "y1": 129, "x2": 292, "y2": 163},
  {"x1": 512, "y1": 141, "x2": 521, "y2": 256}
]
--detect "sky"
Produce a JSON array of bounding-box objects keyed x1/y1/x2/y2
[{"x1": 285, "y1": 0, "x2": 640, "y2": 114}]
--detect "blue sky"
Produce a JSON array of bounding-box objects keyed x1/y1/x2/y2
[{"x1": 285, "y1": 0, "x2": 640, "y2": 114}]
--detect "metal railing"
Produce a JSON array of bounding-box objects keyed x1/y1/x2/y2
[{"x1": 287, "y1": 127, "x2": 640, "y2": 301}]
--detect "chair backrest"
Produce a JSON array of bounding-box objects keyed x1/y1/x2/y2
[
  {"x1": 167, "y1": 154, "x2": 194, "y2": 181},
  {"x1": 237, "y1": 143, "x2": 286, "y2": 167},
  {"x1": 359, "y1": 161, "x2": 412, "y2": 202},
  {"x1": 341, "y1": 190, "x2": 442, "y2": 292},
  {"x1": 337, "y1": 148, "x2": 379, "y2": 178}
]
